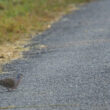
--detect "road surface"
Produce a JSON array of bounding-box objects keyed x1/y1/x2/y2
[{"x1": 0, "y1": 0, "x2": 110, "y2": 109}]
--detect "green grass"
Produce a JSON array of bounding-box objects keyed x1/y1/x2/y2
[{"x1": 0, "y1": 0, "x2": 91, "y2": 44}]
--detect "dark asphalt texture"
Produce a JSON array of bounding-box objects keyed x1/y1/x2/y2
[{"x1": 1, "y1": 0, "x2": 110, "y2": 109}]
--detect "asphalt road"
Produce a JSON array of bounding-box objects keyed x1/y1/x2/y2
[{"x1": 1, "y1": 0, "x2": 110, "y2": 109}]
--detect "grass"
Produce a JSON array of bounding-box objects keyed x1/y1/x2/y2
[
  {"x1": 0, "y1": 0, "x2": 91, "y2": 71},
  {"x1": 0, "y1": 0, "x2": 91, "y2": 43}
]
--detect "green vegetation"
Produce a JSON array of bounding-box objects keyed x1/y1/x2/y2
[{"x1": 0, "y1": 0, "x2": 90, "y2": 43}]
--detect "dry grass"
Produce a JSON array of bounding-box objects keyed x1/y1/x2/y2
[{"x1": 0, "y1": 0, "x2": 91, "y2": 72}]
